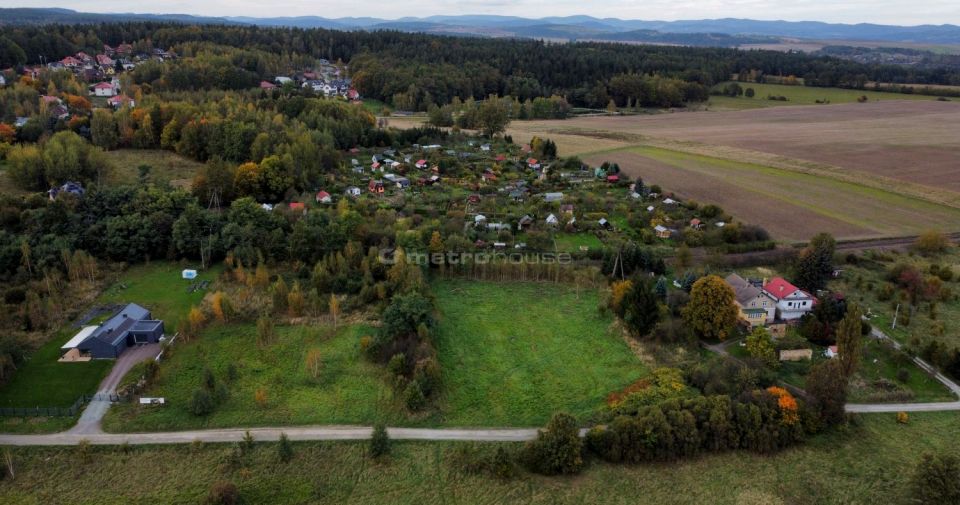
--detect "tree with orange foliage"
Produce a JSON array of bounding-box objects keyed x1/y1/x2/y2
[
  {"x1": 65, "y1": 94, "x2": 91, "y2": 112},
  {"x1": 0, "y1": 123, "x2": 15, "y2": 144},
  {"x1": 767, "y1": 386, "x2": 800, "y2": 426},
  {"x1": 210, "y1": 291, "x2": 228, "y2": 323}
]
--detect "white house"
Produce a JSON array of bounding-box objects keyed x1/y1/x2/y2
[
  {"x1": 0, "y1": 75, "x2": 6, "y2": 87},
  {"x1": 763, "y1": 277, "x2": 816, "y2": 321},
  {"x1": 345, "y1": 186, "x2": 362, "y2": 197},
  {"x1": 92, "y1": 81, "x2": 117, "y2": 97},
  {"x1": 545, "y1": 214, "x2": 559, "y2": 226}
]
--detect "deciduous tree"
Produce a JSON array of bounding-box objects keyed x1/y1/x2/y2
[{"x1": 683, "y1": 275, "x2": 738, "y2": 341}]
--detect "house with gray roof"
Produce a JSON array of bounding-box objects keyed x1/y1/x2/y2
[{"x1": 62, "y1": 303, "x2": 164, "y2": 359}]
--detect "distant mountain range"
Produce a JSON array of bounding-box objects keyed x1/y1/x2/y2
[{"x1": 3, "y1": 8, "x2": 960, "y2": 46}]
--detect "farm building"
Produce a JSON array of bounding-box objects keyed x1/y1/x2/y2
[{"x1": 61, "y1": 303, "x2": 164, "y2": 359}]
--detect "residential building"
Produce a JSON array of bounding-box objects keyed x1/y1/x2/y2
[
  {"x1": 92, "y1": 81, "x2": 117, "y2": 97},
  {"x1": 61, "y1": 303, "x2": 164, "y2": 359},
  {"x1": 763, "y1": 277, "x2": 816, "y2": 321},
  {"x1": 725, "y1": 273, "x2": 776, "y2": 328}
]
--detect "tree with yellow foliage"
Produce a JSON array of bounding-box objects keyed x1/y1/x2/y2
[
  {"x1": 329, "y1": 294, "x2": 340, "y2": 329},
  {"x1": 683, "y1": 275, "x2": 738, "y2": 340},
  {"x1": 287, "y1": 281, "x2": 305, "y2": 317},
  {"x1": 305, "y1": 349, "x2": 323, "y2": 381}
]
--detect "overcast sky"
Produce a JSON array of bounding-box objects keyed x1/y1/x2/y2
[{"x1": 5, "y1": 0, "x2": 960, "y2": 25}]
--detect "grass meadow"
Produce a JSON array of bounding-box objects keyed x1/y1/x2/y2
[
  {"x1": 431, "y1": 280, "x2": 646, "y2": 426},
  {"x1": 102, "y1": 323, "x2": 400, "y2": 432},
  {"x1": 707, "y1": 81, "x2": 941, "y2": 110},
  {"x1": 2, "y1": 412, "x2": 959, "y2": 504},
  {"x1": 104, "y1": 149, "x2": 204, "y2": 188}
]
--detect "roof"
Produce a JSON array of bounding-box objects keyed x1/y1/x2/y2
[
  {"x1": 316, "y1": 191, "x2": 331, "y2": 199},
  {"x1": 93, "y1": 82, "x2": 114, "y2": 89},
  {"x1": 289, "y1": 202, "x2": 305, "y2": 210},
  {"x1": 654, "y1": 225, "x2": 669, "y2": 233},
  {"x1": 89, "y1": 303, "x2": 151, "y2": 347},
  {"x1": 62, "y1": 326, "x2": 98, "y2": 350},
  {"x1": 764, "y1": 277, "x2": 803, "y2": 300}
]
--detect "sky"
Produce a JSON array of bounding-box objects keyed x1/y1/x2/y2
[{"x1": 4, "y1": 0, "x2": 960, "y2": 26}]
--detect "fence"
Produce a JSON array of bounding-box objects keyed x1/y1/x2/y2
[
  {"x1": 0, "y1": 392, "x2": 129, "y2": 418},
  {"x1": 0, "y1": 396, "x2": 85, "y2": 418}
]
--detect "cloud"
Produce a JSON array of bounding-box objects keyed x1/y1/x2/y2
[{"x1": 4, "y1": 0, "x2": 959, "y2": 25}]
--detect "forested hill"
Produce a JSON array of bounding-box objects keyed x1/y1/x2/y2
[{"x1": 2, "y1": 22, "x2": 959, "y2": 111}]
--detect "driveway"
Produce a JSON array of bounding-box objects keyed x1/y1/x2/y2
[{"x1": 68, "y1": 343, "x2": 161, "y2": 435}]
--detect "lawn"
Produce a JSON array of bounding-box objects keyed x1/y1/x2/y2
[
  {"x1": 431, "y1": 279, "x2": 646, "y2": 426},
  {"x1": 102, "y1": 323, "x2": 401, "y2": 432},
  {"x1": 103, "y1": 149, "x2": 204, "y2": 188},
  {"x1": 2, "y1": 412, "x2": 959, "y2": 504},
  {"x1": 97, "y1": 262, "x2": 222, "y2": 329},
  {"x1": 553, "y1": 232, "x2": 604, "y2": 253},
  {"x1": 708, "y1": 81, "x2": 940, "y2": 110},
  {"x1": 0, "y1": 330, "x2": 112, "y2": 408},
  {"x1": 0, "y1": 262, "x2": 219, "y2": 414}
]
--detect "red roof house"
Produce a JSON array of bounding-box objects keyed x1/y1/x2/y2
[
  {"x1": 315, "y1": 191, "x2": 332, "y2": 203},
  {"x1": 260, "y1": 81, "x2": 277, "y2": 89},
  {"x1": 606, "y1": 174, "x2": 620, "y2": 183},
  {"x1": 289, "y1": 202, "x2": 305, "y2": 211}
]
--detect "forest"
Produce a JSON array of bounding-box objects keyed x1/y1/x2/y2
[{"x1": 2, "y1": 22, "x2": 960, "y2": 111}]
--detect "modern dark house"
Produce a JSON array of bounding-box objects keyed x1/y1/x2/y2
[{"x1": 62, "y1": 303, "x2": 165, "y2": 359}]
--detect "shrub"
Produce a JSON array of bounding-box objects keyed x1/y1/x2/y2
[
  {"x1": 387, "y1": 353, "x2": 407, "y2": 376},
  {"x1": 521, "y1": 412, "x2": 583, "y2": 475},
  {"x1": 254, "y1": 387, "x2": 268, "y2": 408},
  {"x1": 277, "y1": 433, "x2": 293, "y2": 463},
  {"x1": 240, "y1": 430, "x2": 255, "y2": 455},
  {"x1": 910, "y1": 453, "x2": 960, "y2": 504},
  {"x1": 896, "y1": 368, "x2": 911, "y2": 383},
  {"x1": 403, "y1": 380, "x2": 427, "y2": 411},
  {"x1": 189, "y1": 388, "x2": 215, "y2": 416},
  {"x1": 897, "y1": 411, "x2": 909, "y2": 424},
  {"x1": 76, "y1": 439, "x2": 92, "y2": 463},
  {"x1": 370, "y1": 424, "x2": 390, "y2": 458},
  {"x1": 205, "y1": 480, "x2": 240, "y2": 505}
]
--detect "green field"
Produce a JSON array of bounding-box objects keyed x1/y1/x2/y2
[
  {"x1": 103, "y1": 323, "x2": 400, "y2": 432},
  {"x1": 104, "y1": 149, "x2": 204, "y2": 188},
  {"x1": 432, "y1": 280, "x2": 645, "y2": 426},
  {"x1": 0, "y1": 331, "x2": 112, "y2": 408},
  {"x1": 0, "y1": 263, "x2": 220, "y2": 413},
  {"x1": 708, "y1": 81, "x2": 941, "y2": 110},
  {"x1": 553, "y1": 232, "x2": 604, "y2": 253},
  {"x1": 2, "y1": 412, "x2": 959, "y2": 504}
]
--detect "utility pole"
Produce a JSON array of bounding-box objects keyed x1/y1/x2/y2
[{"x1": 892, "y1": 303, "x2": 900, "y2": 330}]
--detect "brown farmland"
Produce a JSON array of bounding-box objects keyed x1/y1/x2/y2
[
  {"x1": 511, "y1": 101, "x2": 960, "y2": 192},
  {"x1": 505, "y1": 101, "x2": 960, "y2": 241}
]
